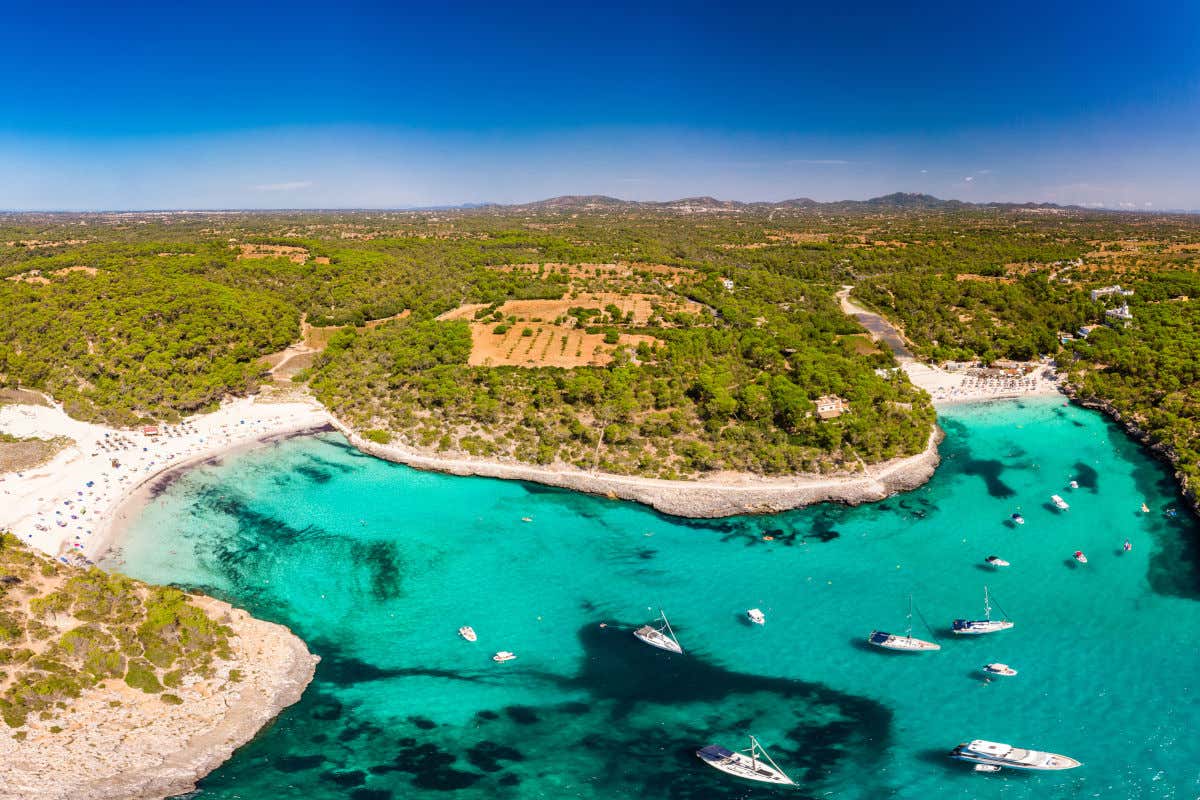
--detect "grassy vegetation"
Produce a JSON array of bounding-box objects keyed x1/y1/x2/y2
[{"x1": 0, "y1": 532, "x2": 231, "y2": 728}]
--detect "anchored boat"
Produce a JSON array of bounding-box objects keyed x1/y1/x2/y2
[
  {"x1": 952, "y1": 586, "x2": 1013, "y2": 635},
  {"x1": 1051, "y1": 494, "x2": 1070, "y2": 510},
  {"x1": 697, "y1": 736, "x2": 794, "y2": 785},
  {"x1": 869, "y1": 595, "x2": 941, "y2": 651},
  {"x1": 983, "y1": 663, "x2": 1017, "y2": 676},
  {"x1": 984, "y1": 555, "x2": 1010, "y2": 567},
  {"x1": 950, "y1": 739, "x2": 1081, "y2": 771},
  {"x1": 1073, "y1": 550, "x2": 1088, "y2": 564},
  {"x1": 747, "y1": 608, "x2": 765, "y2": 625},
  {"x1": 458, "y1": 626, "x2": 477, "y2": 642},
  {"x1": 633, "y1": 609, "x2": 683, "y2": 654}
]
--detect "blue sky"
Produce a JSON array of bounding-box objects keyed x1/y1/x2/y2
[{"x1": 2, "y1": 0, "x2": 1198, "y2": 210}]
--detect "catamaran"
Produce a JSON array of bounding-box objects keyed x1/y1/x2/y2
[
  {"x1": 869, "y1": 595, "x2": 940, "y2": 651},
  {"x1": 949, "y1": 740, "x2": 1081, "y2": 771},
  {"x1": 952, "y1": 586, "x2": 1013, "y2": 635},
  {"x1": 697, "y1": 736, "x2": 794, "y2": 785},
  {"x1": 633, "y1": 609, "x2": 683, "y2": 654},
  {"x1": 1051, "y1": 494, "x2": 1070, "y2": 510}
]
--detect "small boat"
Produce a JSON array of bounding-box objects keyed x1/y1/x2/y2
[
  {"x1": 869, "y1": 595, "x2": 940, "y2": 651},
  {"x1": 492, "y1": 651, "x2": 517, "y2": 662},
  {"x1": 984, "y1": 556, "x2": 1010, "y2": 567},
  {"x1": 1069, "y1": 480, "x2": 1079, "y2": 489},
  {"x1": 633, "y1": 609, "x2": 683, "y2": 654},
  {"x1": 1141, "y1": 502, "x2": 1150, "y2": 513},
  {"x1": 697, "y1": 736, "x2": 794, "y2": 785},
  {"x1": 1123, "y1": 540, "x2": 1132, "y2": 552},
  {"x1": 983, "y1": 663, "x2": 1017, "y2": 676},
  {"x1": 458, "y1": 626, "x2": 477, "y2": 642},
  {"x1": 949, "y1": 739, "x2": 1081, "y2": 771},
  {"x1": 747, "y1": 608, "x2": 765, "y2": 625},
  {"x1": 974, "y1": 764, "x2": 1002, "y2": 773},
  {"x1": 1011, "y1": 513, "x2": 1025, "y2": 525},
  {"x1": 1051, "y1": 494, "x2": 1070, "y2": 510},
  {"x1": 1073, "y1": 550, "x2": 1088, "y2": 564},
  {"x1": 952, "y1": 586, "x2": 1014, "y2": 635}
]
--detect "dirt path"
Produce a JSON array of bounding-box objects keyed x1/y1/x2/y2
[{"x1": 836, "y1": 285, "x2": 915, "y2": 361}]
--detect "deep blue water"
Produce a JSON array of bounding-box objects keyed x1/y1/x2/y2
[{"x1": 107, "y1": 398, "x2": 1200, "y2": 799}]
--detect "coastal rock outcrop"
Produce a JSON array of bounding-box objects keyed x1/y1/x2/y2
[
  {"x1": 332, "y1": 418, "x2": 943, "y2": 518},
  {"x1": 0, "y1": 595, "x2": 318, "y2": 800}
]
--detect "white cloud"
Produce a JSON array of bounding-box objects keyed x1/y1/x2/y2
[
  {"x1": 964, "y1": 176, "x2": 974, "y2": 182},
  {"x1": 251, "y1": 180, "x2": 313, "y2": 192},
  {"x1": 920, "y1": 169, "x2": 928, "y2": 174}
]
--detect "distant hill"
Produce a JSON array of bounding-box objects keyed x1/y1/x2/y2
[{"x1": 493, "y1": 193, "x2": 1079, "y2": 215}]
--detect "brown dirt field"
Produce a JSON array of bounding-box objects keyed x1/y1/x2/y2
[
  {"x1": 468, "y1": 323, "x2": 658, "y2": 368},
  {"x1": 236, "y1": 244, "x2": 310, "y2": 264},
  {"x1": 0, "y1": 436, "x2": 72, "y2": 474},
  {"x1": 0, "y1": 388, "x2": 51, "y2": 406},
  {"x1": 489, "y1": 262, "x2": 697, "y2": 284},
  {"x1": 440, "y1": 293, "x2": 702, "y2": 327},
  {"x1": 4, "y1": 272, "x2": 49, "y2": 285},
  {"x1": 313, "y1": 256, "x2": 331, "y2": 264},
  {"x1": 955, "y1": 273, "x2": 1015, "y2": 284}
]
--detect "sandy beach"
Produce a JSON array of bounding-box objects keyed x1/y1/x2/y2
[{"x1": 0, "y1": 395, "x2": 331, "y2": 563}]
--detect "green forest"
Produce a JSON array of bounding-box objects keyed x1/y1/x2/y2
[{"x1": 1, "y1": 205, "x2": 1198, "y2": 485}]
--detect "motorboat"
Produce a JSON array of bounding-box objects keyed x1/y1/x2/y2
[
  {"x1": 1011, "y1": 513, "x2": 1025, "y2": 525},
  {"x1": 1123, "y1": 540, "x2": 1132, "y2": 552},
  {"x1": 458, "y1": 626, "x2": 477, "y2": 642},
  {"x1": 634, "y1": 609, "x2": 683, "y2": 654},
  {"x1": 1141, "y1": 502, "x2": 1150, "y2": 513},
  {"x1": 974, "y1": 764, "x2": 1002, "y2": 773},
  {"x1": 1051, "y1": 494, "x2": 1070, "y2": 510},
  {"x1": 1073, "y1": 550, "x2": 1088, "y2": 564},
  {"x1": 984, "y1": 556, "x2": 1010, "y2": 567},
  {"x1": 952, "y1": 586, "x2": 1013, "y2": 635},
  {"x1": 1069, "y1": 480, "x2": 1079, "y2": 489},
  {"x1": 747, "y1": 608, "x2": 765, "y2": 625},
  {"x1": 869, "y1": 595, "x2": 941, "y2": 651},
  {"x1": 949, "y1": 739, "x2": 1081, "y2": 771},
  {"x1": 492, "y1": 651, "x2": 517, "y2": 662},
  {"x1": 983, "y1": 663, "x2": 1017, "y2": 676},
  {"x1": 697, "y1": 736, "x2": 794, "y2": 785}
]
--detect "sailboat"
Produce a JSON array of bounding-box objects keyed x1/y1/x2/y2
[
  {"x1": 633, "y1": 609, "x2": 683, "y2": 654},
  {"x1": 697, "y1": 736, "x2": 795, "y2": 785},
  {"x1": 952, "y1": 586, "x2": 1014, "y2": 635},
  {"x1": 869, "y1": 595, "x2": 941, "y2": 651}
]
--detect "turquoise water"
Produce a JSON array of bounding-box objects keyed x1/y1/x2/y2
[{"x1": 107, "y1": 398, "x2": 1200, "y2": 800}]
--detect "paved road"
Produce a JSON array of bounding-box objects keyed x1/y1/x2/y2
[{"x1": 836, "y1": 286, "x2": 915, "y2": 361}]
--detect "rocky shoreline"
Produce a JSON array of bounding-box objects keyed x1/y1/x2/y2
[
  {"x1": 0, "y1": 597, "x2": 318, "y2": 800},
  {"x1": 331, "y1": 418, "x2": 944, "y2": 518},
  {"x1": 1063, "y1": 385, "x2": 1199, "y2": 519}
]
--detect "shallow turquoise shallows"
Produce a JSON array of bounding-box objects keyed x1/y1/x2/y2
[{"x1": 107, "y1": 398, "x2": 1200, "y2": 800}]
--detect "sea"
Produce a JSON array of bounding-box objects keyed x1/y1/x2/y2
[{"x1": 104, "y1": 397, "x2": 1200, "y2": 800}]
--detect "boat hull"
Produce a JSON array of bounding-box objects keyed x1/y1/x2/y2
[
  {"x1": 697, "y1": 746, "x2": 794, "y2": 785},
  {"x1": 950, "y1": 741, "x2": 1081, "y2": 771},
  {"x1": 952, "y1": 619, "x2": 1013, "y2": 635},
  {"x1": 868, "y1": 631, "x2": 940, "y2": 651},
  {"x1": 633, "y1": 626, "x2": 683, "y2": 654}
]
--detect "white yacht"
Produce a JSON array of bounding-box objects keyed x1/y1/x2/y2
[
  {"x1": 492, "y1": 651, "x2": 516, "y2": 662},
  {"x1": 1011, "y1": 513, "x2": 1025, "y2": 525},
  {"x1": 1069, "y1": 480, "x2": 1079, "y2": 489},
  {"x1": 633, "y1": 609, "x2": 683, "y2": 654},
  {"x1": 952, "y1": 586, "x2": 1013, "y2": 635},
  {"x1": 1073, "y1": 550, "x2": 1088, "y2": 564},
  {"x1": 984, "y1": 555, "x2": 1010, "y2": 567},
  {"x1": 949, "y1": 739, "x2": 1081, "y2": 771},
  {"x1": 747, "y1": 608, "x2": 765, "y2": 625},
  {"x1": 983, "y1": 663, "x2": 1017, "y2": 676},
  {"x1": 458, "y1": 626, "x2": 477, "y2": 642},
  {"x1": 1051, "y1": 494, "x2": 1070, "y2": 510},
  {"x1": 869, "y1": 595, "x2": 940, "y2": 651},
  {"x1": 697, "y1": 736, "x2": 794, "y2": 785}
]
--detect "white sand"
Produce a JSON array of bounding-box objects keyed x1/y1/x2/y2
[
  {"x1": 0, "y1": 396, "x2": 330, "y2": 563},
  {"x1": 903, "y1": 362, "x2": 1066, "y2": 406}
]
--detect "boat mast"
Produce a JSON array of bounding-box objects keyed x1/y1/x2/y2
[
  {"x1": 659, "y1": 609, "x2": 681, "y2": 649},
  {"x1": 983, "y1": 586, "x2": 992, "y2": 621},
  {"x1": 905, "y1": 594, "x2": 913, "y2": 639},
  {"x1": 750, "y1": 736, "x2": 758, "y2": 770}
]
